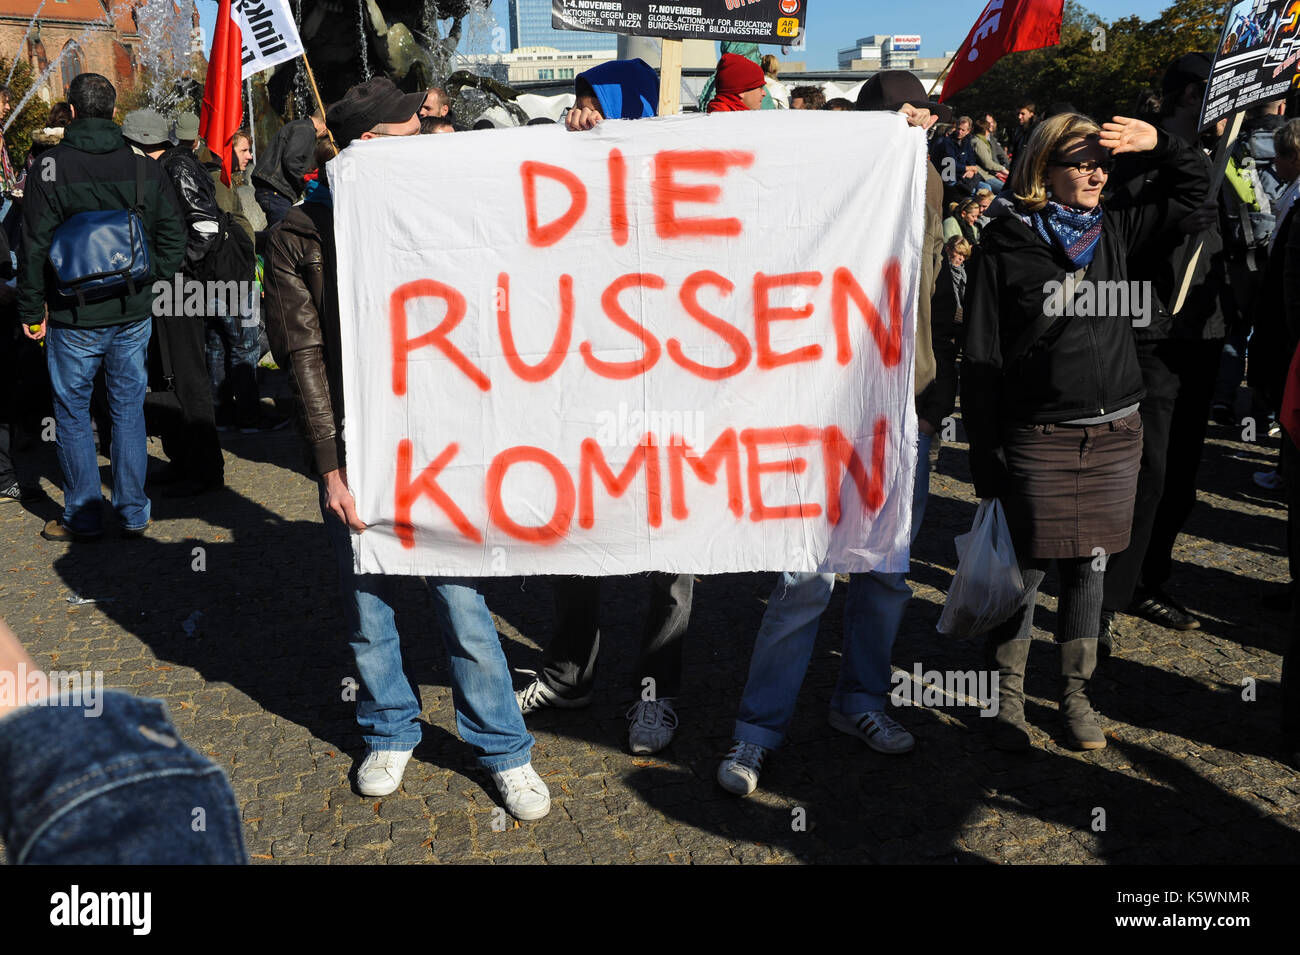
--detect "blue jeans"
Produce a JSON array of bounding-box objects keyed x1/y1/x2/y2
[
  {"x1": 735, "y1": 430, "x2": 932, "y2": 749},
  {"x1": 205, "y1": 306, "x2": 261, "y2": 426},
  {"x1": 255, "y1": 187, "x2": 293, "y2": 229},
  {"x1": 320, "y1": 485, "x2": 534, "y2": 771},
  {"x1": 45, "y1": 319, "x2": 152, "y2": 533},
  {"x1": 0, "y1": 690, "x2": 247, "y2": 864}
]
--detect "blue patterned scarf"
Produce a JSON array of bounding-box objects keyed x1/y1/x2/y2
[{"x1": 1032, "y1": 200, "x2": 1103, "y2": 267}]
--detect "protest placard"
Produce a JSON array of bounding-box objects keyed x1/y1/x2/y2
[
  {"x1": 1201, "y1": 0, "x2": 1300, "y2": 129},
  {"x1": 332, "y1": 111, "x2": 922, "y2": 577},
  {"x1": 551, "y1": 0, "x2": 806, "y2": 45}
]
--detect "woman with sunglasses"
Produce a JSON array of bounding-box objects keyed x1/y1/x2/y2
[{"x1": 961, "y1": 113, "x2": 1205, "y2": 752}]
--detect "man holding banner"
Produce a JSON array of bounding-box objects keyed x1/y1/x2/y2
[
  {"x1": 264, "y1": 78, "x2": 551, "y2": 820},
  {"x1": 717, "y1": 72, "x2": 950, "y2": 796}
]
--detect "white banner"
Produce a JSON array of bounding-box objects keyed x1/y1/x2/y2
[
  {"x1": 237, "y1": 0, "x2": 304, "y2": 81},
  {"x1": 333, "y1": 111, "x2": 923, "y2": 577}
]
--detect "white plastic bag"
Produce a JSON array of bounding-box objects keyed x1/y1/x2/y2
[{"x1": 936, "y1": 499, "x2": 1026, "y2": 637}]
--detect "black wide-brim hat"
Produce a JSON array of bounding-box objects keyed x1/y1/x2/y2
[{"x1": 856, "y1": 70, "x2": 953, "y2": 124}]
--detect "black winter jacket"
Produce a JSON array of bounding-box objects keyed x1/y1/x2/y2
[
  {"x1": 961, "y1": 129, "x2": 1203, "y2": 498},
  {"x1": 251, "y1": 119, "x2": 317, "y2": 203},
  {"x1": 159, "y1": 145, "x2": 221, "y2": 271},
  {"x1": 17, "y1": 118, "x2": 186, "y2": 329}
]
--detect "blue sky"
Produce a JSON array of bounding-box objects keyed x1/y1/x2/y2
[{"x1": 198, "y1": 1, "x2": 1178, "y2": 71}]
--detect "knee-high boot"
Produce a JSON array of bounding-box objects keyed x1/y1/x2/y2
[{"x1": 1060, "y1": 638, "x2": 1106, "y2": 750}]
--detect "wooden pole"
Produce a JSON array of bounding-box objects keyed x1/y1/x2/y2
[
  {"x1": 659, "y1": 38, "x2": 683, "y2": 116},
  {"x1": 245, "y1": 78, "x2": 256, "y2": 165},
  {"x1": 301, "y1": 54, "x2": 338, "y2": 152},
  {"x1": 1169, "y1": 109, "x2": 1245, "y2": 315},
  {"x1": 927, "y1": 49, "x2": 961, "y2": 99}
]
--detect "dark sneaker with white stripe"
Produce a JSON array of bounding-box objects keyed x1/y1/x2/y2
[
  {"x1": 717, "y1": 739, "x2": 768, "y2": 796},
  {"x1": 828, "y1": 709, "x2": 915, "y2": 754},
  {"x1": 0, "y1": 482, "x2": 21, "y2": 504}
]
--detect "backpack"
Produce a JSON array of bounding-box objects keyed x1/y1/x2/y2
[
  {"x1": 192, "y1": 209, "x2": 255, "y2": 287},
  {"x1": 47, "y1": 155, "x2": 151, "y2": 306},
  {"x1": 1225, "y1": 126, "x2": 1288, "y2": 257}
]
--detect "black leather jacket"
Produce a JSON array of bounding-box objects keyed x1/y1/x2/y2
[
  {"x1": 263, "y1": 196, "x2": 343, "y2": 476},
  {"x1": 159, "y1": 145, "x2": 221, "y2": 270}
]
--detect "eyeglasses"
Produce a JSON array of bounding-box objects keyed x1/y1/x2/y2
[{"x1": 1049, "y1": 159, "x2": 1114, "y2": 175}]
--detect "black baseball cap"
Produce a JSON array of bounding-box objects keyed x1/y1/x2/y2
[
  {"x1": 1161, "y1": 51, "x2": 1213, "y2": 100},
  {"x1": 856, "y1": 70, "x2": 952, "y2": 124},
  {"x1": 327, "y1": 77, "x2": 425, "y2": 148}
]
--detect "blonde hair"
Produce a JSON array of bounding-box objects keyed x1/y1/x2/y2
[
  {"x1": 761, "y1": 54, "x2": 780, "y2": 78},
  {"x1": 946, "y1": 236, "x2": 972, "y2": 257},
  {"x1": 1010, "y1": 112, "x2": 1102, "y2": 212},
  {"x1": 948, "y1": 197, "x2": 981, "y2": 219}
]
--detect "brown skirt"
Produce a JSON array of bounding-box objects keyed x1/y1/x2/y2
[{"x1": 999, "y1": 410, "x2": 1143, "y2": 560}]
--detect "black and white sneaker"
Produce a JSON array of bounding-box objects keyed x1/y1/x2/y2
[
  {"x1": 0, "y1": 482, "x2": 22, "y2": 504},
  {"x1": 1129, "y1": 589, "x2": 1200, "y2": 631}
]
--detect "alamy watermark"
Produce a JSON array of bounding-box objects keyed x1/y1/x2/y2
[
  {"x1": 593, "y1": 402, "x2": 708, "y2": 449},
  {"x1": 1043, "y1": 275, "x2": 1152, "y2": 327},
  {"x1": 152, "y1": 274, "x2": 258, "y2": 323},
  {"x1": 0, "y1": 663, "x2": 104, "y2": 717},
  {"x1": 891, "y1": 663, "x2": 999, "y2": 717}
]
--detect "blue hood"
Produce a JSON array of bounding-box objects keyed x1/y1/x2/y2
[{"x1": 577, "y1": 58, "x2": 658, "y2": 120}]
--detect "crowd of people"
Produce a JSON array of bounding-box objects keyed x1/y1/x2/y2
[{"x1": 1, "y1": 42, "x2": 1298, "y2": 845}]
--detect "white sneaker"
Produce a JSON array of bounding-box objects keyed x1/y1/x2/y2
[
  {"x1": 490, "y1": 762, "x2": 552, "y2": 821},
  {"x1": 626, "y1": 698, "x2": 678, "y2": 754},
  {"x1": 355, "y1": 749, "x2": 414, "y2": 796},
  {"x1": 828, "y1": 709, "x2": 915, "y2": 754},
  {"x1": 717, "y1": 739, "x2": 768, "y2": 796},
  {"x1": 514, "y1": 670, "x2": 592, "y2": 715}
]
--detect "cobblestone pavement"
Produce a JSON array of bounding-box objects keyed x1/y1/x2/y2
[{"x1": 2, "y1": 384, "x2": 1298, "y2": 864}]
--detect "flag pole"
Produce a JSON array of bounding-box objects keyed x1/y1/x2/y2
[
  {"x1": 927, "y1": 49, "x2": 960, "y2": 99},
  {"x1": 245, "y1": 78, "x2": 257, "y2": 165},
  {"x1": 300, "y1": 54, "x2": 338, "y2": 152}
]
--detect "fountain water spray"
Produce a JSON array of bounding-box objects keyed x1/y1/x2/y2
[
  {"x1": 357, "y1": 0, "x2": 373, "y2": 81},
  {"x1": 134, "y1": 0, "x2": 195, "y2": 114},
  {"x1": 3, "y1": 0, "x2": 196, "y2": 135},
  {"x1": 5, "y1": 0, "x2": 49, "y2": 89}
]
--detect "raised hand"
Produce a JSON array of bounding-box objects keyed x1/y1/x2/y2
[{"x1": 1099, "y1": 116, "x2": 1159, "y2": 155}]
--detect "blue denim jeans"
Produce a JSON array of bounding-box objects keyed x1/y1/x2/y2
[
  {"x1": 735, "y1": 431, "x2": 932, "y2": 749},
  {"x1": 320, "y1": 484, "x2": 534, "y2": 771},
  {"x1": 45, "y1": 319, "x2": 152, "y2": 533},
  {"x1": 205, "y1": 305, "x2": 262, "y2": 426},
  {"x1": 0, "y1": 690, "x2": 247, "y2": 864}
]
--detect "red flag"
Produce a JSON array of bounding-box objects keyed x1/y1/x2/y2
[
  {"x1": 199, "y1": 0, "x2": 243, "y2": 187},
  {"x1": 940, "y1": 0, "x2": 1064, "y2": 102},
  {"x1": 1282, "y1": 342, "x2": 1300, "y2": 448}
]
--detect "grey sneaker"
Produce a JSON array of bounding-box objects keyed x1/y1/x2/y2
[
  {"x1": 0, "y1": 482, "x2": 21, "y2": 504},
  {"x1": 626, "y1": 698, "x2": 678, "y2": 754},
  {"x1": 717, "y1": 739, "x2": 768, "y2": 796},
  {"x1": 828, "y1": 709, "x2": 915, "y2": 754},
  {"x1": 514, "y1": 671, "x2": 591, "y2": 715}
]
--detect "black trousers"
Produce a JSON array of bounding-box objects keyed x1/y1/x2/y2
[
  {"x1": 1104, "y1": 338, "x2": 1222, "y2": 610},
  {"x1": 542, "y1": 573, "x2": 694, "y2": 700},
  {"x1": 145, "y1": 313, "x2": 224, "y2": 484}
]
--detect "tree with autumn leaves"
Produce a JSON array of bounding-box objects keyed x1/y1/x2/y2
[{"x1": 946, "y1": 0, "x2": 1233, "y2": 131}]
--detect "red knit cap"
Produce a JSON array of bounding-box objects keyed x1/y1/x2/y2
[{"x1": 715, "y1": 53, "x2": 765, "y2": 95}]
